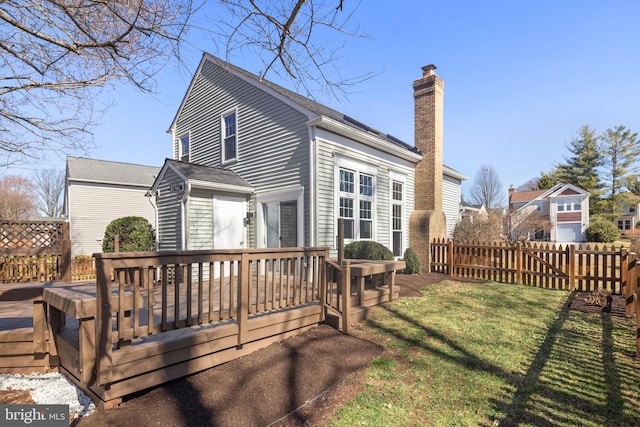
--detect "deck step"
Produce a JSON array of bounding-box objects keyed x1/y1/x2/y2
[{"x1": 325, "y1": 305, "x2": 372, "y2": 331}]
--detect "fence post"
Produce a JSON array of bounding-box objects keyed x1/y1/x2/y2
[
  {"x1": 516, "y1": 242, "x2": 522, "y2": 284},
  {"x1": 447, "y1": 240, "x2": 454, "y2": 276},
  {"x1": 237, "y1": 251, "x2": 250, "y2": 347},
  {"x1": 568, "y1": 244, "x2": 576, "y2": 291},
  {"x1": 626, "y1": 252, "x2": 636, "y2": 318}
]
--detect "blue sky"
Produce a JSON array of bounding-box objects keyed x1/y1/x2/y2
[{"x1": 18, "y1": 1, "x2": 640, "y2": 199}]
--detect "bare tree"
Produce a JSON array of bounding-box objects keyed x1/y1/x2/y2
[
  {"x1": 218, "y1": 0, "x2": 371, "y2": 99},
  {"x1": 0, "y1": 175, "x2": 37, "y2": 219},
  {"x1": 33, "y1": 169, "x2": 65, "y2": 217},
  {"x1": 469, "y1": 165, "x2": 506, "y2": 209},
  {"x1": 1, "y1": 0, "x2": 365, "y2": 166},
  {"x1": 507, "y1": 205, "x2": 552, "y2": 243}
]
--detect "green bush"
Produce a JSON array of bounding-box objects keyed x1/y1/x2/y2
[
  {"x1": 344, "y1": 241, "x2": 394, "y2": 261},
  {"x1": 585, "y1": 217, "x2": 620, "y2": 243},
  {"x1": 102, "y1": 216, "x2": 155, "y2": 252},
  {"x1": 402, "y1": 247, "x2": 421, "y2": 274}
]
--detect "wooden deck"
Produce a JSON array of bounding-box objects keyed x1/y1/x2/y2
[{"x1": 0, "y1": 248, "x2": 405, "y2": 409}]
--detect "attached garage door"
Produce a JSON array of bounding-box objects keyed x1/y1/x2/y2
[{"x1": 556, "y1": 223, "x2": 582, "y2": 242}]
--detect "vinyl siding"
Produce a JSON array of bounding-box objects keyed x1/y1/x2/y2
[
  {"x1": 68, "y1": 182, "x2": 155, "y2": 256},
  {"x1": 188, "y1": 189, "x2": 213, "y2": 250},
  {"x1": 172, "y1": 60, "x2": 311, "y2": 247},
  {"x1": 156, "y1": 170, "x2": 184, "y2": 251},
  {"x1": 314, "y1": 129, "x2": 416, "y2": 257},
  {"x1": 442, "y1": 175, "x2": 462, "y2": 238}
]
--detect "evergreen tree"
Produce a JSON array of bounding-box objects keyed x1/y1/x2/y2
[
  {"x1": 600, "y1": 125, "x2": 640, "y2": 215},
  {"x1": 557, "y1": 125, "x2": 604, "y2": 212},
  {"x1": 537, "y1": 168, "x2": 563, "y2": 190}
]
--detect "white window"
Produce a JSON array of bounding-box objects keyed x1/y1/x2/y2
[
  {"x1": 222, "y1": 110, "x2": 237, "y2": 163},
  {"x1": 391, "y1": 181, "x2": 403, "y2": 257},
  {"x1": 180, "y1": 134, "x2": 190, "y2": 162},
  {"x1": 338, "y1": 166, "x2": 376, "y2": 241},
  {"x1": 557, "y1": 198, "x2": 581, "y2": 212}
]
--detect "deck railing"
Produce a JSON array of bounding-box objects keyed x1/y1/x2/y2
[{"x1": 93, "y1": 247, "x2": 328, "y2": 386}]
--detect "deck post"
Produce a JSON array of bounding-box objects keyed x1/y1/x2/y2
[
  {"x1": 389, "y1": 270, "x2": 396, "y2": 302},
  {"x1": 60, "y1": 222, "x2": 72, "y2": 283},
  {"x1": 342, "y1": 260, "x2": 351, "y2": 334},
  {"x1": 95, "y1": 256, "x2": 113, "y2": 386},
  {"x1": 237, "y1": 251, "x2": 250, "y2": 347}
]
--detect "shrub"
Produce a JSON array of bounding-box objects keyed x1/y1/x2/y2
[
  {"x1": 401, "y1": 247, "x2": 421, "y2": 274},
  {"x1": 102, "y1": 216, "x2": 155, "y2": 252},
  {"x1": 585, "y1": 217, "x2": 620, "y2": 243},
  {"x1": 344, "y1": 241, "x2": 394, "y2": 261}
]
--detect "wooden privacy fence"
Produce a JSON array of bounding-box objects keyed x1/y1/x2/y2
[
  {"x1": 0, "y1": 220, "x2": 71, "y2": 283},
  {"x1": 431, "y1": 240, "x2": 629, "y2": 294}
]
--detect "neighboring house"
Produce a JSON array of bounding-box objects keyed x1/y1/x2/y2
[
  {"x1": 508, "y1": 183, "x2": 590, "y2": 242},
  {"x1": 442, "y1": 166, "x2": 468, "y2": 238},
  {"x1": 64, "y1": 157, "x2": 160, "y2": 256},
  {"x1": 149, "y1": 54, "x2": 463, "y2": 263},
  {"x1": 614, "y1": 194, "x2": 640, "y2": 235},
  {"x1": 460, "y1": 201, "x2": 488, "y2": 221}
]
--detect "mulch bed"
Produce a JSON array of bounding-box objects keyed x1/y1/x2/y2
[{"x1": 568, "y1": 291, "x2": 628, "y2": 318}]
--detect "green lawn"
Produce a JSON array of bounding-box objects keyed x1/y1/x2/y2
[{"x1": 330, "y1": 281, "x2": 640, "y2": 427}]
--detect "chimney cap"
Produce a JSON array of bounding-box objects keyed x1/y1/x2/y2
[{"x1": 421, "y1": 64, "x2": 437, "y2": 76}]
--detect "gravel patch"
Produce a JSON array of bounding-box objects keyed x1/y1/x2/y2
[{"x1": 0, "y1": 372, "x2": 95, "y2": 422}]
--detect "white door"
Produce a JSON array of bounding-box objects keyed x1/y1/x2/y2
[
  {"x1": 213, "y1": 196, "x2": 246, "y2": 249},
  {"x1": 212, "y1": 196, "x2": 245, "y2": 279}
]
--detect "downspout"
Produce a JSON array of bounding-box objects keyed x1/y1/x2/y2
[{"x1": 308, "y1": 126, "x2": 317, "y2": 247}]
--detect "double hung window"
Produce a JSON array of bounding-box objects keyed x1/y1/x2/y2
[
  {"x1": 180, "y1": 134, "x2": 190, "y2": 162},
  {"x1": 222, "y1": 110, "x2": 237, "y2": 163},
  {"x1": 338, "y1": 167, "x2": 375, "y2": 240},
  {"x1": 391, "y1": 181, "x2": 403, "y2": 256}
]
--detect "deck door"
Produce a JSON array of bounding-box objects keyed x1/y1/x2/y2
[{"x1": 265, "y1": 201, "x2": 298, "y2": 248}]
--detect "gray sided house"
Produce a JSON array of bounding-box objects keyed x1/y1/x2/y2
[
  {"x1": 442, "y1": 166, "x2": 468, "y2": 238},
  {"x1": 64, "y1": 157, "x2": 160, "y2": 256},
  {"x1": 152, "y1": 54, "x2": 464, "y2": 260}
]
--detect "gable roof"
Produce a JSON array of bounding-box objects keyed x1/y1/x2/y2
[
  {"x1": 169, "y1": 54, "x2": 423, "y2": 162},
  {"x1": 152, "y1": 159, "x2": 254, "y2": 194},
  {"x1": 511, "y1": 183, "x2": 589, "y2": 213},
  {"x1": 66, "y1": 157, "x2": 160, "y2": 187}
]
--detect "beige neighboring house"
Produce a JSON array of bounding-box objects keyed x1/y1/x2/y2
[
  {"x1": 63, "y1": 157, "x2": 160, "y2": 257},
  {"x1": 508, "y1": 183, "x2": 590, "y2": 243}
]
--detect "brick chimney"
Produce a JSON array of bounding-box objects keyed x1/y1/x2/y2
[{"x1": 410, "y1": 64, "x2": 447, "y2": 271}]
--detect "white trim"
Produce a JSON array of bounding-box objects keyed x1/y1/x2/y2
[
  {"x1": 221, "y1": 107, "x2": 239, "y2": 165},
  {"x1": 179, "y1": 132, "x2": 190, "y2": 163},
  {"x1": 189, "y1": 179, "x2": 253, "y2": 194},
  {"x1": 333, "y1": 156, "x2": 378, "y2": 242},
  {"x1": 389, "y1": 173, "x2": 407, "y2": 258},
  {"x1": 309, "y1": 116, "x2": 422, "y2": 162}
]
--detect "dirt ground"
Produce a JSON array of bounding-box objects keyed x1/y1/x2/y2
[
  {"x1": 70, "y1": 273, "x2": 447, "y2": 427},
  {"x1": 4, "y1": 272, "x2": 625, "y2": 426}
]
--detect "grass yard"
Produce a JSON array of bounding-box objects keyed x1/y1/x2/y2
[{"x1": 331, "y1": 281, "x2": 639, "y2": 427}]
